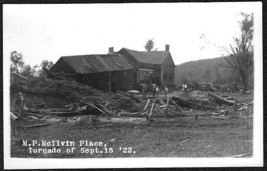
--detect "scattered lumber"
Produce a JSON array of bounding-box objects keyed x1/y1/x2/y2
[
  {"x1": 148, "y1": 102, "x2": 155, "y2": 121},
  {"x1": 87, "y1": 103, "x2": 107, "y2": 115},
  {"x1": 10, "y1": 112, "x2": 18, "y2": 120},
  {"x1": 22, "y1": 123, "x2": 51, "y2": 129},
  {"x1": 164, "y1": 97, "x2": 170, "y2": 116},
  {"x1": 117, "y1": 90, "x2": 143, "y2": 103},
  {"x1": 208, "y1": 93, "x2": 235, "y2": 106},
  {"x1": 117, "y1": 112, "x2": 146, "y2": 117},
  {"x1": 99, "y1": 104, "x2": 115, "y2": 116},
  {"x1": 172, "y1": 96, "x2": 216, "y2": 110},
  {"x1": 144, "y1": 99, "x2": 151, "y2": 111}
]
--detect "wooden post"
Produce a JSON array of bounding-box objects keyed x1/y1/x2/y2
[
  {"x1": 164, "y1": 97, "x2": 170, "y2": 117},
  {"x1": 144, "y1": 99, "x2": 150, "y2": 111},
  {"x1": 109, "y1": 71, "x2": 111, "y2": 93},
  {"x1": 148, "y1": 102, "x2": 155, "y2": 122}
]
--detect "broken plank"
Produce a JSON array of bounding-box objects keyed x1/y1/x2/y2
[
  {"x1": 148, "y1": 102, "x2": 155, "y2": 121},
  {"x1": 164, "y1": 96, "x2": 170, "y2": 116},
  {"x1": 144, "y1": 99, "x2": 151, "y2": 110},
  {"x1": 99, "y1": 104, "x2": 115, "y2": 115},
  {"x1": 10, "y1": 112, "x2": 18, "y2": 120},
  {"x1": 208, "y1": 93, "x2": 235, "y2": 106},
  {"x1": 22, "y1": 123, "x2": 51, "y2": 129},
  {"x1": 117, "y1": 90, "x2": 143, "y2": 103}
]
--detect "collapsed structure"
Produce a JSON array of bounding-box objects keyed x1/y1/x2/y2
[{"x1": 50, "y1": 45, "x2": 175, "y2": 91}]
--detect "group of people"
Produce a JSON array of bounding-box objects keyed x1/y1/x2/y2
[
  {"x1": 142, "y1": 83, "x2": 168, "y2": 98},
  {"x1": 182, "y1": 84, "x2": 188, "y2": 92}
]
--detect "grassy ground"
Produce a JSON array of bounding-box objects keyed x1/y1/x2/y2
[{"x1": 10, "y1": 92, "x2": 253, "y2": 158}]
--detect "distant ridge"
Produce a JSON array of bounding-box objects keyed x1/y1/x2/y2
[{"x1": 174, "y1": 56, "x2": 249, "y2": 86}]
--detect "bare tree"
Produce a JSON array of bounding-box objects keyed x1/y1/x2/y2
[
  {"x1": 222, "y1": 13, "x2": 254, "y2": 93},
  {"x1": 144, "y1": 39, "x2": 155, "y2": 51}
]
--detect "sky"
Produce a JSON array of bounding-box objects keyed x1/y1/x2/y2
[{"x1": 3, "y1": 2, "x2": 260, "y2": 66}]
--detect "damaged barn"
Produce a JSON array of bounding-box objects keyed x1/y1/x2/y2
[
  {"x1": 50, "y1": 53, "x2": 136, "y2": 92},
  {"x1": 50, "y1": 45, "x2": 175, "y2": 92}
]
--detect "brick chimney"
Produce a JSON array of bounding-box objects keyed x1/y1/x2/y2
[
  {"x1": 108, "y1": 47, "x2": 114, "y2": 54},
  {"x1": 165, "y1": 44, "x2": 169, "y2": 52}
]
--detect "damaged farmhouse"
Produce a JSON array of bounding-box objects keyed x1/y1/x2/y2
[
  {"x1": 7, "y1": 4, "x2": 259, "y2": 164},
  {"x1": 50, "y1": 45, "x2": 175, "y2": 92}
]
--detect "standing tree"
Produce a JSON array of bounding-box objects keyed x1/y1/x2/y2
[
  {"x1": 40, "y1": 60, "x2": 54, "y2": 70},
  {"x1": 223, "y1": 13, "x2": 254, "y2": 93},
  {"x1": 10, "y1": 51, "x2": 24, "y2": 74},
  {"x1": 21, "y1": 64, "x2": 35, "y2": 78},
  {"x1": 144, "y1": 39, "x2": 155, "y2": 51},
  {"x1": 34, "y1": 60, "x2": 54, "y2": 77}
]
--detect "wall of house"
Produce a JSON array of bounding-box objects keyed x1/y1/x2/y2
[
  {"x1": 161, "y1": 54, "x2": 175, "y2": 87},
  {"x1": 76, "y1": 70, "x2": 135, "y2": 91}
]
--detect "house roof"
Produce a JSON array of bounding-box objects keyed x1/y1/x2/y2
[
  {"x1": 60, "y1": 54, "x2": 134, "y2": 74},
  {"x1": 120, "y1": 48, "x2": 170, "y2": 64}
]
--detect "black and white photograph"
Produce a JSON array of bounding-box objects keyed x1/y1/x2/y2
[{"x1": 3, "y1": 2, "x2": 263, "y2": 169}]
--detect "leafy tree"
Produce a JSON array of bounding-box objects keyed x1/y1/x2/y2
[
  {"x1": 222, "y1": 13, "x2": 254, "y2": 93},
  {"x1": 40, "y1": 60, "x2": 54, "y2": 70},
  {"x1": 10, "y1": 51, "x2": 37, "y2": 78},
  {"x1": 10, "y1": 51, "x2": 24, "y2": 73},
  {"x1": 33, "y1": 60, "x2": 54, "y2": 77},
  {"x1": 144, "y1": 39, "x2": 155, "y2": 51},
  {"x1": 21, "y1": 64, "x2": 35, "y2": 78}
]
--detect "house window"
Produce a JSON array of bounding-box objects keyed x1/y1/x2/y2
[{"x1": 138, "y1": 69, "x2": 154, "y2": 83}]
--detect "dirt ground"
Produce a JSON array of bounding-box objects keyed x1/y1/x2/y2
[{"x1": 10, "y1": 91, "x2": 253, "y2": 158}]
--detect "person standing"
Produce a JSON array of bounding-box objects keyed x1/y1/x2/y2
[
  {"x1": 164, "y1": 86, "x2": 168, "y2": 97},
  {"x1": 152, "y1": 84, "x2": 156, "y2": 98},
  {"x1": 142, "y1": 83, "x2": 147, "y2": 97},
  {"x1": 155, "y1": 85, "x2": 159, "y2": 98},
  {"x1": 184, "y1": 84, "x2": 187, "y2": 92}
]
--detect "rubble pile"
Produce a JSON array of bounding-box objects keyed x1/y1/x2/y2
[
  {"x1": 26, "y1": 77, "x2": 101, "y2": 99},
  {"x1": 10, "y1": 73, "x2": 254, "y2": 129}
]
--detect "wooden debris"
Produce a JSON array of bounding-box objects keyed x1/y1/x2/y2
[
  {"x1": 22, "y1": 123, "x2": 51, "y2": 129},
  {"x1": 172, "y1": 96, "x2": 216, "y2": 110},
  {"x1": 117, "y1": 90, "x2": 143, "y2": 103},
  {"x1": 181, "y1": 109, "x2": 193, "y2": 113},
  {"x1": 148, "y1": 102, "x2": 155, "y2": 121},
  {"x1": 164, "y1": 97, "x2": 170, "y2": 116},
  {"x1": 208, "y1": 93, "x2": 235, "y2": 106},
  {"x1": 99, "y1": 104, "x2": 115, "y2": 116},
  {"x1": 137, "y1": 120, "x2": 148, "y2": 125},
  {"x1": 27, "y1": 116, "x2": 39, "y2": 120},
  {"x1": 10, "y1": 112, "x2": 18, "y2": 120},
  {"x1": 205, "y1": 116, "x2": 228, "y2": 120},
  {"x1": 144, "y1": 99, "x2": 151, "y2": 111},
  {"x1": 87, "y1": 103, "x2": 107, "y2": 115}
]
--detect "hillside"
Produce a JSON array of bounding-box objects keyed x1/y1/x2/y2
[{"x1": 175, "y1": 57, "x2": 244, "y2": 86}]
